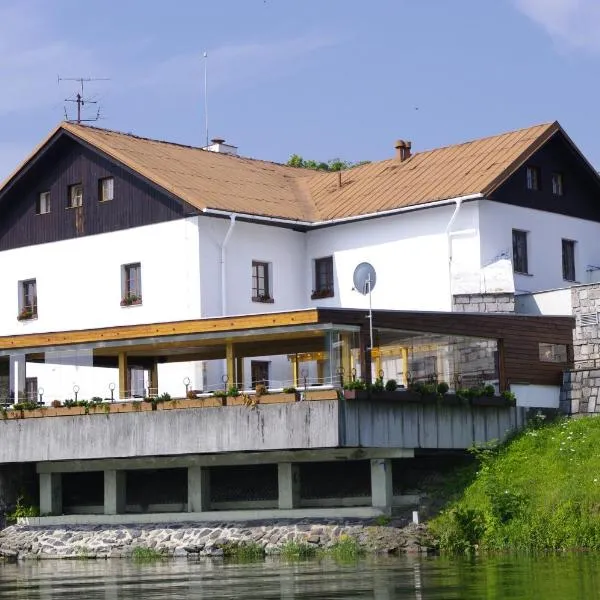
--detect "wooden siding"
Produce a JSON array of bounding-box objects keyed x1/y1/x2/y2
[
  {"x1": 318, "y1": 309, "x2": 575, "y2": 387},
  {"x1": 490, "y1": 133, "x2": 600, "y2": 222},
  {"x1": 0, "y1": 134, "x2": 195, "y2": 252}
]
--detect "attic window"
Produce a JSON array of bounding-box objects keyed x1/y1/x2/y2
[
  {"x1": 99, "y1": 177, "x2": 114, "y2": 202},
  {"x1": 526, "y1": 166, "x2": 540, "y2": 191},
  {"x1": 36, "y1": 192, "x2": 51, "y2": 215},
  {"x1": 68, "y1": 184, "x2": 83, "y2": 208},
  {"x1": 552, "y1": 172, "x2": 564, "y2": 196}
]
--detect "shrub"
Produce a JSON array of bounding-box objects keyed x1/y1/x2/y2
[
  {"x1": 280, "y1": 540, "x2": 318, "y2": 559},
  {"x1": 437, "y1": 382, "x2": 450, "y2": 396},
  {"x1": 131, "y1": 546, "x2": 165, "y2": 562},
  {"x1": 227, "y1": 386, "x2": 240, "y2": 397},
  {"x1": 501, "y1": 390, "x2": 517, "y2": 405},
  {"x1": 158, "y1": 393, "x2": 171, "y2": 402},
  {"x1": 221, "y1": 541, "x2": 265, "y2": 560},
  {"x1": 384, "y1": 379, "x2": 398, "y2": 392},
  {"x1": 91, "y1": 396, "x2": 103, "y2": 404},
  {"x1": 329, "y1": 535, "x2": 365, "y2": 560},
  {"x1": 7, "y1": 496, "x2": 39, "y2": 523},
  {"x1": 344, "y1": 379, "x2": 366, "y2": 391},
  {"x1": 483, "y1": 384, "x2": 496, "y2": 397},
  {"x1": 283, "y1": 387, "x2": 297, "y2": 394},
  {"x1": 212, "y1": 390, "x2": 228, "y2": 399},
  {"x1": 373, "y1": 515, "x2": 392, "y2": 526}
]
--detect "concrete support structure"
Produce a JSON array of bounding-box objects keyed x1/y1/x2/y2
[
  {"x1": 39, "y1": 472, "x2": 62, "y2": 516},
  {"x1": 277, "y1": 462, "x2": 300, "y2": 509},
  {"x1": 9, "y1": 353, "x2": 26, "y2": 401},
  {"x1": 226, "y1": 343, "x2": 235, "y2": 387},
  {"x1": 104, "y1": 470, "x2": 126, "y2": 515},
  {"x1": 340, "y1": 332, "x2": 352, "y2": 385},
  {"x1": 235, "y1": 357, "x2": 244, "y2": 389},
  {"x1": 148, "y1": 360, "x2": 159, "y2": 397},
  {"x1": 370, "y1": 458, "x2": 393, "y2": 514},
  {"x1": 188, "y1": 466, "x2": 211, "y2": 512}
]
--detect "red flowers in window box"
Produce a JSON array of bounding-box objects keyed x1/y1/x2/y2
[
  {"x1": 17, "y1": 307, "x2": 37, "y2": 321},
  {"x1": 120, "y1": 294, "x2": 142, "y2": 307}
]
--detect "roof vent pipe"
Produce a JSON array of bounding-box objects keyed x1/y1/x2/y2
[{"x1": 394, "y1": 140, "x2": 412, "y2": 162}]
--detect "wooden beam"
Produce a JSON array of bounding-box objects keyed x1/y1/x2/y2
[
  {"x1": 291, "y1": 355, "x2": 299, "y2": 387},
  {"x1": 235, "y1": 357, "x2": 244, "y2": 389},
  {"x1": 402, "y1": 347, "x2": 409, "y2": 388},
  {"x1": 225, "y1": 343, "x2": 235, "y2": 388},
  {"x1": 149, "y1": 360, "x2": 159, "y2": 398},
  {"x1": 0, "y1": 309, "x2": 321, "y2": 351},
  {"x1": 118, "y1": 352, "x2": 128, "y2": 400}
]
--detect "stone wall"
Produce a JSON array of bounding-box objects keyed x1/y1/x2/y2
[
  {"x1": 452, "y1": 293, "x2": 515, "y2": 314},
  {"x1": 562, "y1": 284, "x2": 600, "y2": 414}
]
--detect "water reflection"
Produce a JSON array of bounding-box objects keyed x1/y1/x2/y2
[{"x1": 0, "y1": 554, "x2": 599, "y2": 599}]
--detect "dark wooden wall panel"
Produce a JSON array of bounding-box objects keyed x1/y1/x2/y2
[
  {"x1": 0, "y1": 135, "x2": 194, "y2": 251},
  {"x1": 490, "y1": 133, "x2": 600, "y2": 222}
]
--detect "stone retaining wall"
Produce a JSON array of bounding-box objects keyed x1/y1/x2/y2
[
  {"x1": 0, "y1": 521, "x2": 433, "y2": 560},
  {"x1": 561, "y1": 369, "x2": 600, "y2": 414}
]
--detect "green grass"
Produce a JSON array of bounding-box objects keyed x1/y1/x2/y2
[
  {"x1": 430, "y1": 415, "x2": 600, "y2": 553},
  {"x1": 280, "y1": 540, "x2": 319, "y2": 560},
  {"x1": 221, "y1": 541, "x2": 265, "y2": 561},
  {"x1": 328, "y1": 536, "x2": 365, "y2": 561},
  {"x1": 131, "y1": 546, "x2": 165, "y2": 562}
]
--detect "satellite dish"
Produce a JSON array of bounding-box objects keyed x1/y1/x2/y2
[{"x1": 353, "y1": 262, "x2": 377, "y2": 295}]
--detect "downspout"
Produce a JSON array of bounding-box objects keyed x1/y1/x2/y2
[
  {"x1": 221, "y1": 214, "x2": 237, "y2": 315},
  {"x1": 445, "y1": 199, "x2": 463, "y2": 308}
]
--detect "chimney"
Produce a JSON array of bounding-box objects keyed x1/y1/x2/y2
[{"x1": 394, "y1": 139, "x2": 412, "y2": 162}]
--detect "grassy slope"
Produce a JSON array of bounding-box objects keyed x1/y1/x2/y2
[{"x1": 430, "y1": 416, "x2": 600, "y2": 552}]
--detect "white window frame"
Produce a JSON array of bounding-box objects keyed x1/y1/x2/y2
[
  {"x1": 37, "y1": 191, "x2": 51, "y2": 215},
  {"x1": 69, "y1": 184, "x2": 83, "y2": 208},
  {"x1": 100, "y1": 177, "x2": 114, "y2": 202},
  {"x1": 121, "y1": 263, "x2": 142, "y2": 306}
]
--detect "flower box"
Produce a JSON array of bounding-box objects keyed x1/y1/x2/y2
[
  {"x1": 303, "y1": 389, "x2": 337, "y2": 401},
  {"x1": 471, "y1": 396, "x2": 513, "y2": 407}
]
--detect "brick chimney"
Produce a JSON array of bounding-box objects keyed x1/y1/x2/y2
[{"x1": 394, "y1": 140, "x2": 412, "y2": 162}]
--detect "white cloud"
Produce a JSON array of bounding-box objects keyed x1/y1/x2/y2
[{"x1": 513, "y1": 0, "x2": 600, "y2": 52}]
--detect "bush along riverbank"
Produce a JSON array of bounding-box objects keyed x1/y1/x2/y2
[
  {"x1": 430, "y1": 414, "x2": 600, "y2": 553},
  {"x1": 0, "y1": 520, "x2": 435, "y2": 560}
]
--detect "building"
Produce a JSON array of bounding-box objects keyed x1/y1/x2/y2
[{"x1": 0, "y1": 120, "x2": 596, "y2": 403}]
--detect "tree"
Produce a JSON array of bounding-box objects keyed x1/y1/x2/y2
[{"x1": 286, "y1": 155, "x2": 369, "y2": 171}]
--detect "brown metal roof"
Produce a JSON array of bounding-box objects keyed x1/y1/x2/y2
[{"x1": 2, "y1": 121, "x2": 561, "y2": 223}]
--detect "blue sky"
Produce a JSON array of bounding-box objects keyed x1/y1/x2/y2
[{"x1": 1, "y1": 0, "x2": 600, "y2": 180}]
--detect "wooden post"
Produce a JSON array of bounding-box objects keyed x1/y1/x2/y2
[
  {"x1": 402, "y1": 347, "x2": 409, "y2": 388},
  {"x1": 225, "y1": 342, "x2": 235, "y2": 388},
  {"x1": 340, "y1": 332, "x2": 352, "y2": 384},
  {"x1": 292, "y1": 355, "x2": 299, "y2": 387},
  {"x1": 374, "y1": 349, "x2": 382, "y2": 380},
  {"x1": 149, "y1": 360, "x2": 159, "y2": 397},
  {"x1": 497, "y1": 339, "x2": 508, "y2": 392},
  {"x1": 118, "y1": 352, "x2": 129, "y2": 399},
  {"x1": 235, "y1": 356, "x2": 244, "y2": 389}
]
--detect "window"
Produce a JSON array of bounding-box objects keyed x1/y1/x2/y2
[
  {"x1": 251, "y1": 361, "x2": 270, "y2": 388},
  {"x1": 99, "y1": 177, "x2": 114, "y2": 202},
  {"x1": 25, "y1": 377, "x2": 38, "y2": 404},
  {"x1": 18, "y1": 279, "x2": 37, "y2": 320},
  {"x1": 539, "y1": 343, "x2": 568, "y2": 363},
  {"x1": 562, "y1": 239, "x2": 576, "y2": 281},
  {"x1": 121, "y1": 263, "x2": 142, "y2": 306},
  {"x1": 512, "y1": 230, "x2": 529, "y2": 274},
  {"x1": 36, "y1": 191, "x2": 51, "y2": 215},
  {"x1": 128, "y1": 367, "x2": 146, "y2": 398},
  {"x1": 552, "y1": 172, "x2": 563, "y2": 196},
  {"x1": 312, "y1": 256, "x2": 334, "y2": 300},
  {"x1": 526, "y1": 166, "x2": 541, "y2": 191},
  {"x1": 68, "y1": 183, "x2": 83, "y2": 208},
  {"x1": 252, "y1": 261, "x2": 273, "y2": 303}
]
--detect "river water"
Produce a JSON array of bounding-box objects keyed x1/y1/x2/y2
[{"x1": 0, "y1": 554, "x2": 598, "y2": 599}]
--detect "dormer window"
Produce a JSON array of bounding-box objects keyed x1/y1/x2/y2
[
  {"x1": 526, "y1": 166, "x2": 541, "y2": 191},
  {"x1": 68, "y1": 184, "x2": 83, "y2": 208},
  {"x1": 552, "y1": 172, "x2": 564, "y2": 196}
]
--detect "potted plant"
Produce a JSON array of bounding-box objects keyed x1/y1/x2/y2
[
  {"x1": 120, "y1": 293, "x2": 142, "y2": 307},
  {"x1": 17, "y1": 306, "x2": 37, "y2": 321}
]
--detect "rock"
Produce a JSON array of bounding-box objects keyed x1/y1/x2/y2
[{"x1": 307, "y1": 535, "x2": 320, "y2": 544}]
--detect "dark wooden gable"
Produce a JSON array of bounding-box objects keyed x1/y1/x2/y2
[
  {"x1": 0, "y1": 132, "x2": 199, "y2": 252},
  {"x1": 490, "y1": 131, "x2": 600, "y2": 222}
]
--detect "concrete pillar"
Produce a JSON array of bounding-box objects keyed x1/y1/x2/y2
[
  {"x1": 188, "y1": 466, "x2": 210, "y2": 512},
  {"x1": 225, "y1": 343, "x2": 235, "y2": 388},
  {"x1": 9, "y1": 353, "x2": 26, "y2": 403},
  {"x1": 370, "y1": 459, "x2": 393, "y2": 514},
  {"x1": 39, "y1": 473, "x2": 62, "y2": 516},
  {"x1": 278, "y1": 463, "x2": 300, "y2": 509},
  {"x1": 148, "y1": 360, "x2": 159, "y2": 397},
  {"x1": 104, "y1": 470, "x2": 126, "y2": 515},
  {"x1": 235, "y1": 356, "x2": 244, "y2": 389},
  {"x1": 118, "y1": 352, "x2": 129, "y2": 399}
]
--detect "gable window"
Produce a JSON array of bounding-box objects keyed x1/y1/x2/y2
[
  {"x1": 17, "y1": 278, "x2": 37, "y2": 321},
  {"x1": 562, "y1": 239, "x2": 576, "y2": 282},
  {"x1": 526, "y1": 166, "x2": 541, "y2": 191},
  {"x1": 121, "y1": 263, "x2": 142, "y2": 306},
  {"x1": 312, "y1": 256, "x2": 334, "y2": 300},
  {"x1": 552, "y1": 172, "x2": 564, "y2": 196},
  {"x1": 252, "y1": 261, "x2": 273, "y2": 303},
  {"x1": 68, "y1": 183, "x2": 83, "y2": 208},
  {"x1": 36, "y1": 191, "x2": 51, "y2": 215},
  {"x1": 512, "y1": 229, "x2": 529, "y2": 274},
  {"x1": 99, "y1": 177, "x2": 114, "y2": 202}
]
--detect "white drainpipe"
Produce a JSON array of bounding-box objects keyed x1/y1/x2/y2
[
  {"x1": 445, "y1": 199, "x2": 463, "y2": 306},
  {"x1": 221, "y1": 214, "x2": 237, "y2": 315}
]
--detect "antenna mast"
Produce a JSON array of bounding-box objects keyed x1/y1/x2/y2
[
  {"x1": 58, "y1": 76, "x2": 110, "y2": 124},
  {"x1": 203, "y1": 52, "x2": 209, "y2": 147}
]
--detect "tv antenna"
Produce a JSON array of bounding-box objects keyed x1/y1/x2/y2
[
  {"x1": 58, "y1": 76, "x2": 110, "y2": 124},
  {"x1": 352, "y1": 262, "x2": 377, "y2": 357},
  {"x1": 202, "y1": 52, "x2": 209, "y2": 148}
]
